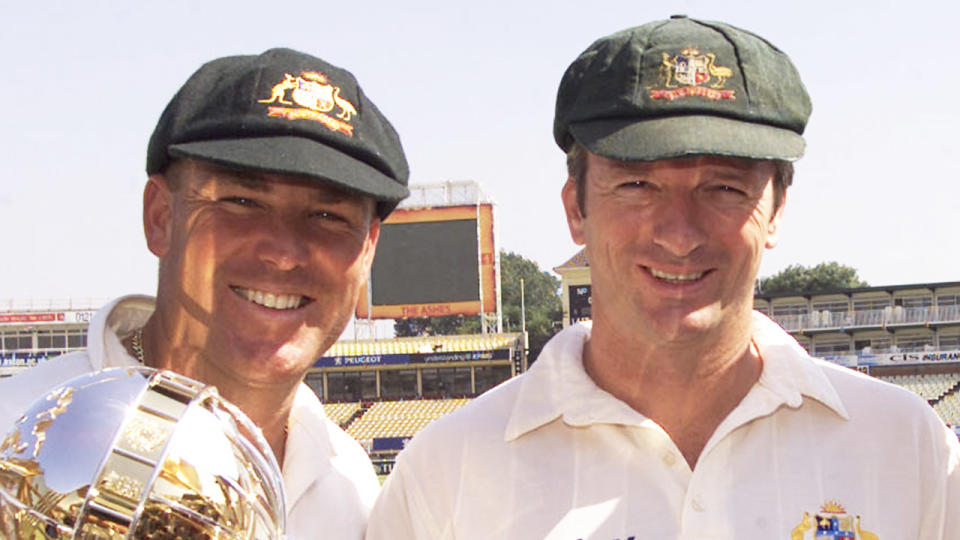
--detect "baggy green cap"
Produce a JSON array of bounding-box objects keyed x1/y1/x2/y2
[
  {"x1": 554, "y1": 15, "x2": 812, "y2": 162},
  {"x1": 147, "y1": 48, "x2": 409, "y2": 219}
]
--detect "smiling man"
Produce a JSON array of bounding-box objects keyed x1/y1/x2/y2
[
  {"x1": 366, "y1": 16, "x2": 959, "y2": 540},
  {"x1": 0, "y1": 48, "x2": 408, "y2": 539}
]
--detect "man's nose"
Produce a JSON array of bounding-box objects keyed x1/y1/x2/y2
[
  {"x1": 254, "y1": 215, "x2": 311, "y2": 271},
  {"x1": 651, "y1": 196, "x2": 707, "y2": 258}
]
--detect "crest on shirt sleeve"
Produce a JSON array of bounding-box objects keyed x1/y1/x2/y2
[{"x1": 789, "y1": 501, "x2": 879, "y2": 539}]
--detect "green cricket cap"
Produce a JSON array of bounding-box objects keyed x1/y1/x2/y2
[
  {"x1": 554, "y1": 15, "x2": 812, "y2": 162},
  {"x1": 147, "y1": 48, "x2": 409, "y2": 219}
]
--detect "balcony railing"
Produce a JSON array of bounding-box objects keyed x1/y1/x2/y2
[{"x1": 772, "y1": 305, "x2": 960, "y2": 332}]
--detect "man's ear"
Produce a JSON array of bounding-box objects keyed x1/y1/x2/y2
[
  {"x1": 360, "y1": 217, "x2": 381, "y2": 273},
  {"x1": 765, "y1": 195, "x2": 786, "y2": 249},
  {"x1": 561, "y1": 179, "x2": 586, "y2": 245},
  {"x1": 143, "y1": 174, "x2": 174, "y2": 258}
]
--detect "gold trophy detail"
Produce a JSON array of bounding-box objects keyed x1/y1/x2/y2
[{"x1": 0, "y1": 367, "x2": 286, "y2": 539}]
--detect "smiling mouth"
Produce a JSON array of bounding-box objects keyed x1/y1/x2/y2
[
  {"x1": 646, "y1": 267, "x2": 706, "y2": 284},
  {"x1": 230, "y1": 286, "x2": 312, "y2": 310}
]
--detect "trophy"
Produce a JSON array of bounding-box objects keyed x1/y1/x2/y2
[{"x1": 0, "y1": 367, "x2": 286, "y2": 539}]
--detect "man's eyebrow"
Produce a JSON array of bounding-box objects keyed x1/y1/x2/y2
[
  {"x1": 707, "y1": 168, "x2": 754, "y2": 180},
  {"x1": 219, "y1": 168, "x2": 359, "y2": 205},
  {"x1": 221, "y1": 170, "x2": 272, "y2": 192},
  {"x1": 608, "y1": 160, "x2": 653, "y2": 173},
  {"x1": 705, "y1": 164, "x2": 773, "y2": 185}
]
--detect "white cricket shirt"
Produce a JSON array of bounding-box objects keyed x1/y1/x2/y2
[{"x1": 366, "y1": 313, "x2": 960, "y2": 540}]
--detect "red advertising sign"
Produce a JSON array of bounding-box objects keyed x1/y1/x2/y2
[{"x1": 0, "y1": 313, "x2": 63, "y2": 324}]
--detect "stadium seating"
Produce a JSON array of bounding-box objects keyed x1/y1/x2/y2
[
  {"x1": 871, "y1": 372, "x2": 960, "y2": 427},
  {"x1": 877, "y1": 373, "x2": 960, "y2": 402},
  {"x1": 326, "y1": 333, "x2": 519, "y2": 357},
  {"x1": 321, "y1": 401, "x2": 363, "y2": 428},
  {"x1": 934, "y1": 391, "x2": 960, "y2": 427},
  {"x1": 345, "y1": 399, "x2": 470, "y2": 447}
]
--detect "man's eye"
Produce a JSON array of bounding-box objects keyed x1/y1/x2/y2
[
  {"x1": 222, "y1": 196, "x2": 258, "y2": 207},
  {"x1": 714, "y1": 185, "x2": 746, "y2": 196},
  {"x1": 313, "y1": 210, "x2": 347, "y2": 223}
]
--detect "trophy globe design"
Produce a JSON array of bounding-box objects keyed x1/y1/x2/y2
[{"x1": 0, "y1": 367, "x2": 286, "y2": 539}]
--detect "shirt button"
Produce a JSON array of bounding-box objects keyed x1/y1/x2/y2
[
  {"x1": 691, "y1": 498, "x2": 705, "y2": 512},
  {"x1": 662, "y1": 452, "x2": 677, "y2": 466}
]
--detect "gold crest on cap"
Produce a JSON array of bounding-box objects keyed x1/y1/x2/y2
[
  {"x1": 259, "y1": 71, "x2": 358, "y2": 136},
  {"x1": 651, "y1": 47, "x2": 735, "y2": 101}
]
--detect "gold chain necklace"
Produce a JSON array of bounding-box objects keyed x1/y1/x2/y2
[{"x1": 130, "y1": 328, "x2": 146, "y2": 365}]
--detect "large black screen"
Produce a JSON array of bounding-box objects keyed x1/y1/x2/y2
[{"x1": 370, "y1": 219, "x2": 480, "y2": 305}]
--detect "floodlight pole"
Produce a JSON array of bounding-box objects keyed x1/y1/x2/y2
[
  {"x1": 493, "y1": 211, "x2": 503, "y2": 334},
  {"x1": 521, "y1": 278, "x2": 526, "y2": 333},
  {"x1": 521, "y1": 278, "x2": 528, "y2": 372},
  {"x1": 477, "y1": 201, "x2": 487, "y2": 335}
]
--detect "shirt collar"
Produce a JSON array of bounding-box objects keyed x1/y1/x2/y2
[
  {"x1": 505, "y1": 312, "x2": 849, "y2": 442},
  {"x1": 750, "y1": 311, "x2": 849, "y2": 420},
  {"x1": 505, "y1": 321, "x2": 656, "y2": 442},
  {"x1": 282, "y1": 383, "x2": 335, "y2": 507},
  {"x1": 90, "y1": 295, "x2": 156, "y2": 370}
]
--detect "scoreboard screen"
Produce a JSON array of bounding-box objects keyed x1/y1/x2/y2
[
  {"x1": 356, "y1": 204, "x2": 497, "y2": 319},
  {"x1": 569, "y1": 284, "x2": 592, "y2": 324},
  {"x1": 371, "y1": 219, "x2": 480, "y2": 304}
]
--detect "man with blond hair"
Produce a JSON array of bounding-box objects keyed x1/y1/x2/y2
[{"x1": 1, "y1": 47, "x2": 410, "y2": 539}]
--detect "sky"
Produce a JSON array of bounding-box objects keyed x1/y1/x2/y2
[{"x1": 1, "y1": 0, "x2": 958, "y2": 311}]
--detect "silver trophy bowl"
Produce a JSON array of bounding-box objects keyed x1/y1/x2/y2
[{"x1": 0, "y1": 367, "x2": 286, "y2": 539}]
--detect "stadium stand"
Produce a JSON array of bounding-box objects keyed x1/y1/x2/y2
[
  {"x1": 935, "y1": 391, "x2": 960, "y2": 427},
  {"x1": 0, "y1": 301, "x2": 97, "y2": 378},
  {"x1": 321, "y1": 401, "x2": 364, "y2": 429},
  {"x1": 876, "y1": 373, "x2": 960, "y2": 402},
  {"x1": 321, "y1": 398, "x2": 473, "y2": 479},
  {"x1": 0, "y1": 352, "x2": 58, "y2": 377},
  {"x1": 324, "y1": 333, "x2": 520, "y2": 357},
  {"x1": 307, "y1": 332, "x2": 522, "y2": 404},
  {"x1": 345, "y1": 399, "x2": 470, "y2": 448},
  {"x1": 873, "y1": 371, "x2": 960, "y2": 427}
]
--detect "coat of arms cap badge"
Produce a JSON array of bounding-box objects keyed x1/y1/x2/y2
[
  {"x1": 258, "y1": 71, "x2": 358, "y2": 137},
  {"x1": 651, "y1": 47, "x2": 736, "y2": 102}
]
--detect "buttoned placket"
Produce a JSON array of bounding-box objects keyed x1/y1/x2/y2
[{"x1": 675, "y1": 380, "x2": 799, "y2": 539}]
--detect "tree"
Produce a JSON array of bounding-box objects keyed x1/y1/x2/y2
[
  {"x1": 394, "y1": 251, "x2": 563, "y2": 359},
  {"x1": 393, "y1": 313, "x2": 481, "y2": 337},
  {"x1": 758, "y1": 262, "x2": 868, "y2": 295},
  {"x1": 499, "y1": 251, "x2": 563, "y2": 359}
]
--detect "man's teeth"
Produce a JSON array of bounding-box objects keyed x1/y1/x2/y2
[
  {"x1": 233, "y1": 287, "x2": 306, "y2": 309},
  {"x1": 649, "y1": 268, "x2": 704, "y2": 282}
]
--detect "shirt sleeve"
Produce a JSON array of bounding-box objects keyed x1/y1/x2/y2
[
  {"x1": 918, "y1": 421, "x2": 960, "y2": 539},
  {"x1": 941, "y1": 429, "x2": 960, "y2": 539}
]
